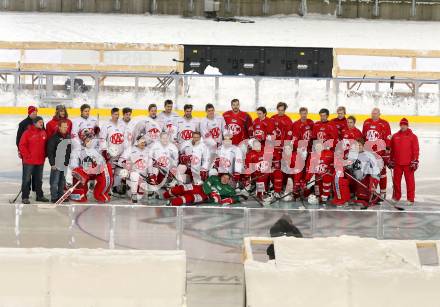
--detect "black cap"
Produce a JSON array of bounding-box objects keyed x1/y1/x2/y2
[{"x1": 33, "y1": 116, "x2": 43, "y2": 124}]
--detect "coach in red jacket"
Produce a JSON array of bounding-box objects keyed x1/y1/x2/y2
[
  {"x1": 389, "y1": 118, "x2": 419, "y2": 205},
  {"x1": 18, "y1": 116, "x2": 49, "y2": 204},
  {"x1": 46, "y1": 104, "x2": 72, "y2": 139}
]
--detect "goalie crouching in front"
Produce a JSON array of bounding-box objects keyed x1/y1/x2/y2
[{"x1": 163, "y1": 173, "x2": 239, "y2": 206}]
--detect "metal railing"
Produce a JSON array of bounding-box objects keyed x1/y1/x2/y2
[{"x1": 0, "y1": 69, "x2": 439, "y2": 115}]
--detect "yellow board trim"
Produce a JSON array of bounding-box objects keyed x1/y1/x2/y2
[{"x1": 0, "y1": 106, "x2": 439, "y2": 124}]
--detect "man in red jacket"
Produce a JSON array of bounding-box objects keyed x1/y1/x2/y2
[
  {"x1": 389, "y1": 118, "x2": 419, "y2": 205},
  {"x1": 18, "y1": 116, "x2": 49, "y2": 204},
  {"x1": 223, "y1": 99, "x2": 253, "y2": 146},
  {"x1": 46, "y1": 105, "x2": 72, "y2": 139}
]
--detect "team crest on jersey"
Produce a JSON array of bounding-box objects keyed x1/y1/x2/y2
[
  {"x1": 228, "y1": 123, "x2": 241, "y2": 135},
  {"x1": 303, "y1": 130, "x2": 311, "y2": 140},
  {"x1": 148, "y1": 128, "x2": 160, "y2": 138},
  {"x1": 317, "y1": 131, "x2": 326, "y2": 140},
  {"x1": 315, "y1": 164, "x2": 327, "y2": 173},
  {"x1": 219, "y1": 157, "x2": 231, "y2": 168},
  {"x1": 180, "y1": 130, "x2": 193, "y2": 140},
  {"x1": 256, "y1": 160, "x2": 270, "y2": 172},
  {"x1": 135, "y1": 159, "x2": 146, "y2": 170},
  {"x1": 156, "y1": 156, "x2": 170, "y2": 167},
  {"x1": 210, "y1": 127, "x2": 221, "y2": 139},
  {"x1": 366, "y1": 130, "x2": 380, "y2": 141},
  {"x1": 110, "y1": 133, "x2": 124, "y2": 144}
]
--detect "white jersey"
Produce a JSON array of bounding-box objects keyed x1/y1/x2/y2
[
  {"x1": 180, "y1": 141, "x2": 210, "y2": 172},
  {"x1": 100, "y1": 119, "x2": 126, "y2": 157},
  {"x1": 157, "y1": 111, "x2": 180, "y2": 141},
  {"x1": 71, "y1": 116, "x2": 98, "y2": 149},
  {"x1": 125, "y1": 116, "x2": 162, "y2": 147},
  {"x1": 69, "y1": 144, "x2": 106, "y2": 173},
  {"x1": 176, "y1": 117, "x2": 200, "y2": 145},
  {"x1": 148, "y1": 141, "x2": 179, "y2": 171},
  {"x1": 347, "y1": 150, "x2": 381, "y2": 181},
  {"x1": 200, "y1": 115, "x2": 227, "y2": 146},
  {"x1": 216, "y1": 144, "x2": 244, "y2": 174},
  {"x1": 120, "y1": 146, "x2": 150, "y2": 174}
]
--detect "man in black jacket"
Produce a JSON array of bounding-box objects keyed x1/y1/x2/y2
[
  {"x1": 46, "y1": 120, "x2": 71, "y2": 203},
  {"x1": 16, "y1": 106, "x2": 39, "y2": 194}
]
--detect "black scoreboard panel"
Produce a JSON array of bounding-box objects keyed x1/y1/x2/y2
[{"x1": 184, "y1": 45, "x2": 333, "y2": 77}]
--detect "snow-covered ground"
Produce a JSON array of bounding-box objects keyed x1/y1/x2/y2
[{"x1": 0, "y1": 12, "x2": 439, "y2": 50}]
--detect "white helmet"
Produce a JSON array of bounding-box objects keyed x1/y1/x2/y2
[{"x1": 307, "y1": 194, "x2": 319, "y2": 205}]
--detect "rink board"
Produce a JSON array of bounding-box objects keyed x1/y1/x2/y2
[
  {"x1": 244, "y1": 236, "x2": 440, "y2": 307},
  {"x1": 0, "y1": 248, "x2": 186, "y2": 307},
  {"x1": 1, "y1": 106, "x2": 440, "y2": 123}
]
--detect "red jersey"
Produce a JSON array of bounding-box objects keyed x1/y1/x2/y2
[
  {"x1": 341, "y1": 126, "x2": 363, "y2": 142},
  {"x1": 291, "y1": 118, "x2": 314, "y2": 149},
  {"x1": 271, "y1": 114, "x2": 293, "y2": 146},
  {"x1": 223, "y1": 110, "x2": 253, "y2": 145},
  {"x1": 250, "y1": 117, "x2": 276, "y2": 143},
  {"x1": 312, "y1": 121, "x2": 339, "y2": 145},
  {"x1": 305, "y1": 149, "x2": 334, "y2": 181},
  {"x1": 331, "y1": 117, "x2": 348, "y2": 138},
  {"x1": 245, "y1": 149, "x2": 271, "y2": 175},
  {"x1": 362, "y1": 118, "x2": 392, "y2": 149}
]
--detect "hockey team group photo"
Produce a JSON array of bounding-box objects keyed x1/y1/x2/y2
[{"x1": 15, "y1": 98, "x2": 420, "y2": 209}]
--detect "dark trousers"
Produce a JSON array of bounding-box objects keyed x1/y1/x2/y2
[
  {"x1": 21, "y1": 164, "x2": 44, "y2": 200},
  {"x1": 49, "y1": 169, "x2": 66, "y2": 201}
]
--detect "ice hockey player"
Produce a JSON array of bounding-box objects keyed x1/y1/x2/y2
[
  {"x1": 176, "y1": 104, "x2": 200, "y2": 147},
  {"x1": 344, "y1": 138, "x2": 382, "y2": 207},
  {"x1": 301, "y1": 141, "x2": 334, "y2": 204},
  {"x1": 243, "y1": 139, "x2": 274, "y2": 200},
  {"x1": 200, "y1": 103, "x2": 227, "y2": 149},
  {"x1": 291, "y1": 107, "x2": 314, "y2": 150},
  {"x1": 120, "y1": 107, "x2": 132, "y2": 130},
  {"x1": 99, "y1": 108, "x2": 127, "y2": 195},
  {"x1": 362, "y1": 107, "x2": 392, "y2": 198},
  {"x1": 163, "y1": 173, "x2": 238, "y2": 206},
  {"x1": 68, "y1": 130, "x2": 113, "y2": 203},
  {"x1": 215, "y1": 133, "x2": 243, "y2": 187},
  {"x1": 330, "y1": 106, "x2": 348, "y2": 138},
  {"x1": 178, "y1": 131, "x2": 210, "y2": 184},
  {"x1": 223, "y1": 98, "x2": 253, "y2": 146},
  {"x1": 71, "y1": 104, "x2": 99, "y2": 150},
  {"x1": 147, "y1": 132, "x2": 179, "y2": 188},
  {"x1": 125, "y1": 104, "x2": 162, "y2": 147},
  {"x1": 250, "y1": 106, "x2": 275, "y2": 146},
  {"x1": 389, "y1": 118, "x2": 419, "y2": 205},
  {"x1": 271, "y1": 102, "x2": 293, "y2": 150},
  {"x1": 312, "y1": 108, "x2": 338, "y2": 148},
  {"x1": 157, "y1": 99, "x2": 180, "y2": 142},
  {"x1": 118, "y1": 134, "x2": 150, "y2": 203}
]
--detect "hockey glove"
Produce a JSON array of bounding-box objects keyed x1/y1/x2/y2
[
  {"x1": 369, "y1": 177, "x2": 380, "y2": 194},
  {"x1": 200, "y1": 170, "x2": 208, "y2": 181},
  {"x1": 210, "y1": 191, "x2": 221, "y2": 203},
  {"x1": 387, "y1": 160, "x2": 395, "y2": 169},
  {"x1": 410, "y1": 159, "x2": 419, "y2": 171},
  {"x1": 220, "y1": 197, "x2": 234, "y2": 205}
]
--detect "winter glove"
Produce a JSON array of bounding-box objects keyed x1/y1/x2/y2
[
  {"x1": 410, "y1": 159, "x2": 419, "y2": 171},
  {"x1": 387, "y1": 160, "x2": 395, "y2": 169},
  {"x1": 210, "y1": 191, "x2": 221, "y2": 203},
  {"x1": 200, "y1": 170, "x2": 208, "y2": 181}
]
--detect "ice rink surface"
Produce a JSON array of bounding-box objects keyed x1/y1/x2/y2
[{"x1": 0, "y1": 115, "x2": 439, "y2": 307}]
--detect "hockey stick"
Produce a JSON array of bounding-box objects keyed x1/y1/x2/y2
[
  {"x1": 344, "y1": 171, "x2": 404, "y2": 211},
  {"x1": 266, "y1": 175, "x2": 323, "y2": 206},
  {"x1": 37, "y1": 181, "x2": 80, "y2": 209},
  {"x1": 9, "y1": 189, "x2": 22, "y2": 204}
]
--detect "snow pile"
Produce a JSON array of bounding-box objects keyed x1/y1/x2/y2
[{"x1": 245, "y1": 236, "x2": 440, "y2": 307}]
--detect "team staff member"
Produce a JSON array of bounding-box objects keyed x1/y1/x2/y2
[
  {"x1": 389, "y1": 118, "x2": 419, "y2": 205},
  {"x1": 19, "y1": 116, "x2": 49, "y2": 204},
  {"x1": 46, "y1": 121, "x2": 72, "y2": 203},
  {"x1": 16, "y1": 106, "x2": 39, "y2": 149},
  {"x1": 46, "y1": 104, "x2": 72, "y2": 139}
]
